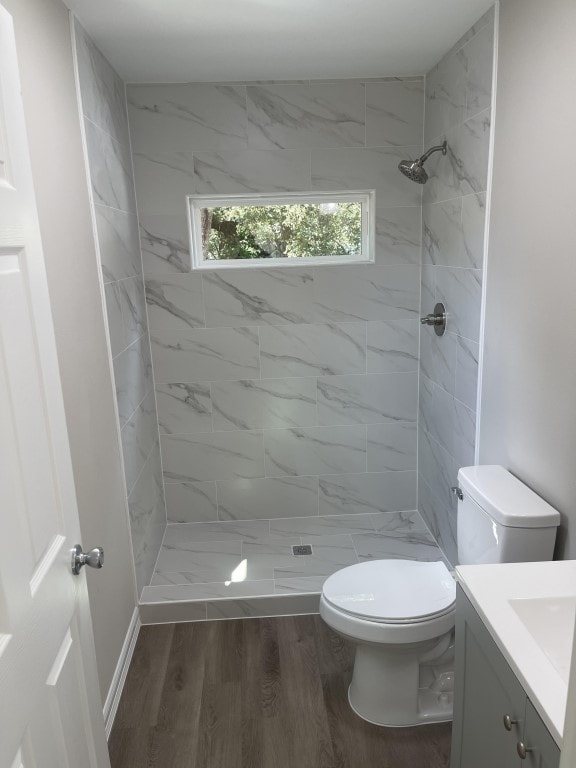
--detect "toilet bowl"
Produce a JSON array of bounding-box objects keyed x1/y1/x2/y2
[
  {"x1": 320, "y1": 465, "x2": 561, "y2": 728},
  {"x1": 320, "y1": 559, "x2": 456, "y2": 726}
]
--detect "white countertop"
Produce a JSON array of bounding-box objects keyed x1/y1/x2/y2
[{"x1": 456, "y1": 560, "x2": 576, "y2": 747}]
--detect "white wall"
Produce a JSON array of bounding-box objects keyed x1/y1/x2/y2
[
  {"x1": 479, "y1": 0, "x2": 576, "y2": 558},
  {"x1": 3, "y1": 0, "x2": 137, "y2": 702}
]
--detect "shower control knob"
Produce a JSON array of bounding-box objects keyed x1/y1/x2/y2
[
  {"x1": 420, "y1": 313, "x2": 441, "y2": 325},
  {"x1": 71, "y1": 544, "x2": 104, "y2": 575},
  {"x1": 420, "y1": 303, "x2": 447, "y2": 336}
]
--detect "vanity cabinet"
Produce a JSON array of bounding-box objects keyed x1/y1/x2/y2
[{"x1": 451, "y1": 587, "x2": 560, "y2": 768}]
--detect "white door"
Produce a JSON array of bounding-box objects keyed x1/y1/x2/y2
[{"x1": 0, "y1": 5, "x2": 111, "y2": 767}]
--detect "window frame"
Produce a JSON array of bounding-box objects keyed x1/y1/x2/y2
[{"x1": 187, "y1": 190, "x2": 375, "y2": 270}]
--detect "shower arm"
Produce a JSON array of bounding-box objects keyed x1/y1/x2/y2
[{"x1": 418, "y1": 141, "x2": 448, "y2": 164}]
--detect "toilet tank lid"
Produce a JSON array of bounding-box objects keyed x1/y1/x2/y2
[{"x1": 458, "y1": 465, "x2": 561, "y2": 528}]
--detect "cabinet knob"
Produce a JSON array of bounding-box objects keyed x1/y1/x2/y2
[
  {"x1": 517, "y1": 741, "x2": 533, "y2": 760},
  {"x1": 503, "y1": 714, "x2": 518, "y2": 731}
]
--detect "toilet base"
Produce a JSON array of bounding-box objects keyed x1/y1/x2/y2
[
  {"x1": 347, "y1": 637, "x2": 454, "y2": 727},
  {"x1": 348, "y1": 686, "x2": 453, "y2": 728}
]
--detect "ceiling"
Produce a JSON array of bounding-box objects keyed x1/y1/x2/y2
[{"x1": 66, "y1": 0, "x2": 495, "y2": 83}]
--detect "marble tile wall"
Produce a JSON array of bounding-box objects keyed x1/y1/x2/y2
[
  {"x1": 126, "y1": 77, "x2": 426, "y2": 532},
  {"x1": 74, "y1": 21, "x2": 166, "y2": 594},
  {"x1": 418, "y1": 8, "x2": 494, "y2": 565}
]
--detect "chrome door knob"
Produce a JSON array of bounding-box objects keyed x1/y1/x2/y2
[{"x1": 71, "y1": 544, "x2": 104, "y2": 575}]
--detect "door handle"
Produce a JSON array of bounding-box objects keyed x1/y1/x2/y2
[{"x1": 71, "y1": 545, "x2": 104, "y2": 575}]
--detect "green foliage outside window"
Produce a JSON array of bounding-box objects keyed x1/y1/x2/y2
[{"x1": 202, "y1": 202, "x2": 362, "y2": 260}]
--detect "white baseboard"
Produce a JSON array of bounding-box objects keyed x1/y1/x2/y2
[{"x1": 103, "y1": 607, "x2": 141, "y2": 739}]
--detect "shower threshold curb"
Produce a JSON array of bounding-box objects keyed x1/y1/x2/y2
[{"x1": 138, "y1": 590, "x2": 321, "y2": 625}]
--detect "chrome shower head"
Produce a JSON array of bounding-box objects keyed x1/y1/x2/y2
[
  {"x1": 398, "y1": 158, "x2": 429, "y2": 184},
  {"x1": 398, "y1": 141, "x2": 447, "y2": 184}
]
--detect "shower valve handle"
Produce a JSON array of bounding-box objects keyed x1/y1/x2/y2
[
  {"x1": 420, "y1": 313, "x2": 444, "y2": 326},
  {"x1": 420, "y1": 303, "x2": 447, "y2": 336}
]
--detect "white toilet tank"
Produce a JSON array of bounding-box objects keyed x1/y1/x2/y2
[{"x1": 456, "y1": 465, "x2": 560, "y2": 565}]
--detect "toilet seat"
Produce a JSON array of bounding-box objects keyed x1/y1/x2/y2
[
  {"x1": 323, "y1": 559, "x2": 455, "y2": 623},
  {"x1": 320, "y1": 559, "x2": 456, "y2": 645}
]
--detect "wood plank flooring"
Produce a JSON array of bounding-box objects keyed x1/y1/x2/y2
[{"x1": 109, "y1": 616, "x2": 452, "y2": 768}]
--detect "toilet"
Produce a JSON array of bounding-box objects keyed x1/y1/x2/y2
[{"x1": 319, "y1": 465, "x2": 560, "y2": 727}]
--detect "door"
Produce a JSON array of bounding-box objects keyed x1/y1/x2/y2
[{"x1": 0, "y1": 5, "x2": 111, "y2": 767}]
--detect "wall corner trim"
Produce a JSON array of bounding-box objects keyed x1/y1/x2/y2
[{"x1": 103, "y1": 607, "x2": 141, "y2": 739}]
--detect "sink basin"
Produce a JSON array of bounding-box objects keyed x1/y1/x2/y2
[{"x1": 509, "y1": 596, "x2": 576, "y2": 684}]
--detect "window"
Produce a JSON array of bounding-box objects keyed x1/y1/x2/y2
[{"x1": 188, "y1": 191, "x2": 374, "y2": 269}]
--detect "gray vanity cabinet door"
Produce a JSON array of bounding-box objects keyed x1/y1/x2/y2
[
  {"x1": 521, "y1": 700, "x2": 560, "y2": 768},
  {"x1": 451, "y1": 587, "x2": 526, "y2": 768}
]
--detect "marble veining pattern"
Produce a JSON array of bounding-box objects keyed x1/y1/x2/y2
[
  {"x1": 194, "y1": 149, "x2": 310, "y2": 194},
  {"x1": 128, "y1": 84, "x2": 248, "y2": 153},
  {"x1": 112, "y1": 37, "x2": 496, "y2": 606},
  {"x1": 365, "y1": 81, "x2": 424, "y2": 147},
  {"x1": 311, "y1": 146, "x2": 423, "y2": 207},
  {"x1": 366, "y1": 422, "x2": 417, "y2": 472},
  {"x1": 156, "y1": 382, "x2": 212, "y2": 435},
  {"x1": 217, "y1": 476, "x2": 319, "y2": 522},
  {"x1": 145, "y1": 274, "x2": 205, "y2": 330},
  {"x1": 259, "y1": 322, "x2": 366, "y2": 378},
  {"x1": 124, "y1": 74, "x2": 439, "y2": 597},
  {"x1": 203, "y1": 269, "x2": 315, "y2": 327},
  {"x1": 374, "y1": 205, "x2": 422, "y2": 266},
  {"x1": 74, "y1": 20, "x2": 130, "y2": 146},
  {"x1": 75, "y1": 21, "x2": 166, "y2": 594},
  {"x1": 113, "y1": 334, "x2": 153, "y2": 428},
  {"x1": 313, "y1": 264, "x2": 420, "y2": 323},
  {"x1": 133, "y1": 152, "x2": 195, "y2": 215},
  {"x1": 164, "y1": 481, "x2": 218, "y2": 524},
  {"x1": 264, "y1": 426, "x2": 366, "y2": 477},
  {"x1": 84, "y1": 119, "x2": 137, "y2": 214},
  {"x1": 318, "y1": 472, "x2": 417, "y2": 516},
  {"x1": 139, "y1": 214, "x2": 191, "y2": 274},
  {"x1": 94, "y1": 206, "x2": 142, "y2": 283},
  {"x1": 162, "y1": 430, "x2": 265, "y2": 482},
  {"x1": 211, "y1": 378, "x2": 318, "y2": 431},
  {"x1": 142, "y1": 511, "x2": 445, "y2": 601},
  {"x1": 246, "y1": 83, "x2": 365, "y2": 149},
  {"x1": 418, "y1": 12, "x2": 494, "y2": 568},
  {"x1": 150, "y1": 326, "x2": 260, "y2": 382},
  {"x1": 128, "y1": 442, "x2": 165, "y2": 594},
  {"x1": 366, "y1": 319, "x2": 419, "y2": 373},
  {"x1": 317, "y1": 372, "x2": 418, "y2": 426}
]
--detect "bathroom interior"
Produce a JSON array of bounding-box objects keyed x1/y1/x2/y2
[{"x1": 1, "y1": 0, "x2": 576, "y2": 766}]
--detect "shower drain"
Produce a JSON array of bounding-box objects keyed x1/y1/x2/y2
[{"x1": 292, "y1": 544, "x2": 313, "y2": 556}]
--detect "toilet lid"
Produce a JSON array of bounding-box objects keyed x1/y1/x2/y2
[{"x1": 323, "y1": 559, "x2": 456, "y2": 624}]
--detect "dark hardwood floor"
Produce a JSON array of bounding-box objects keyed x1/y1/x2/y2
[{"x1": 109, "y1": 615, "x2": 452, "y2": 768}]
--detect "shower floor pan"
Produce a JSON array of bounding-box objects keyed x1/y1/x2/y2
[{"x1": 139, "y1": 511, "x2": 448, "y2": 623}]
